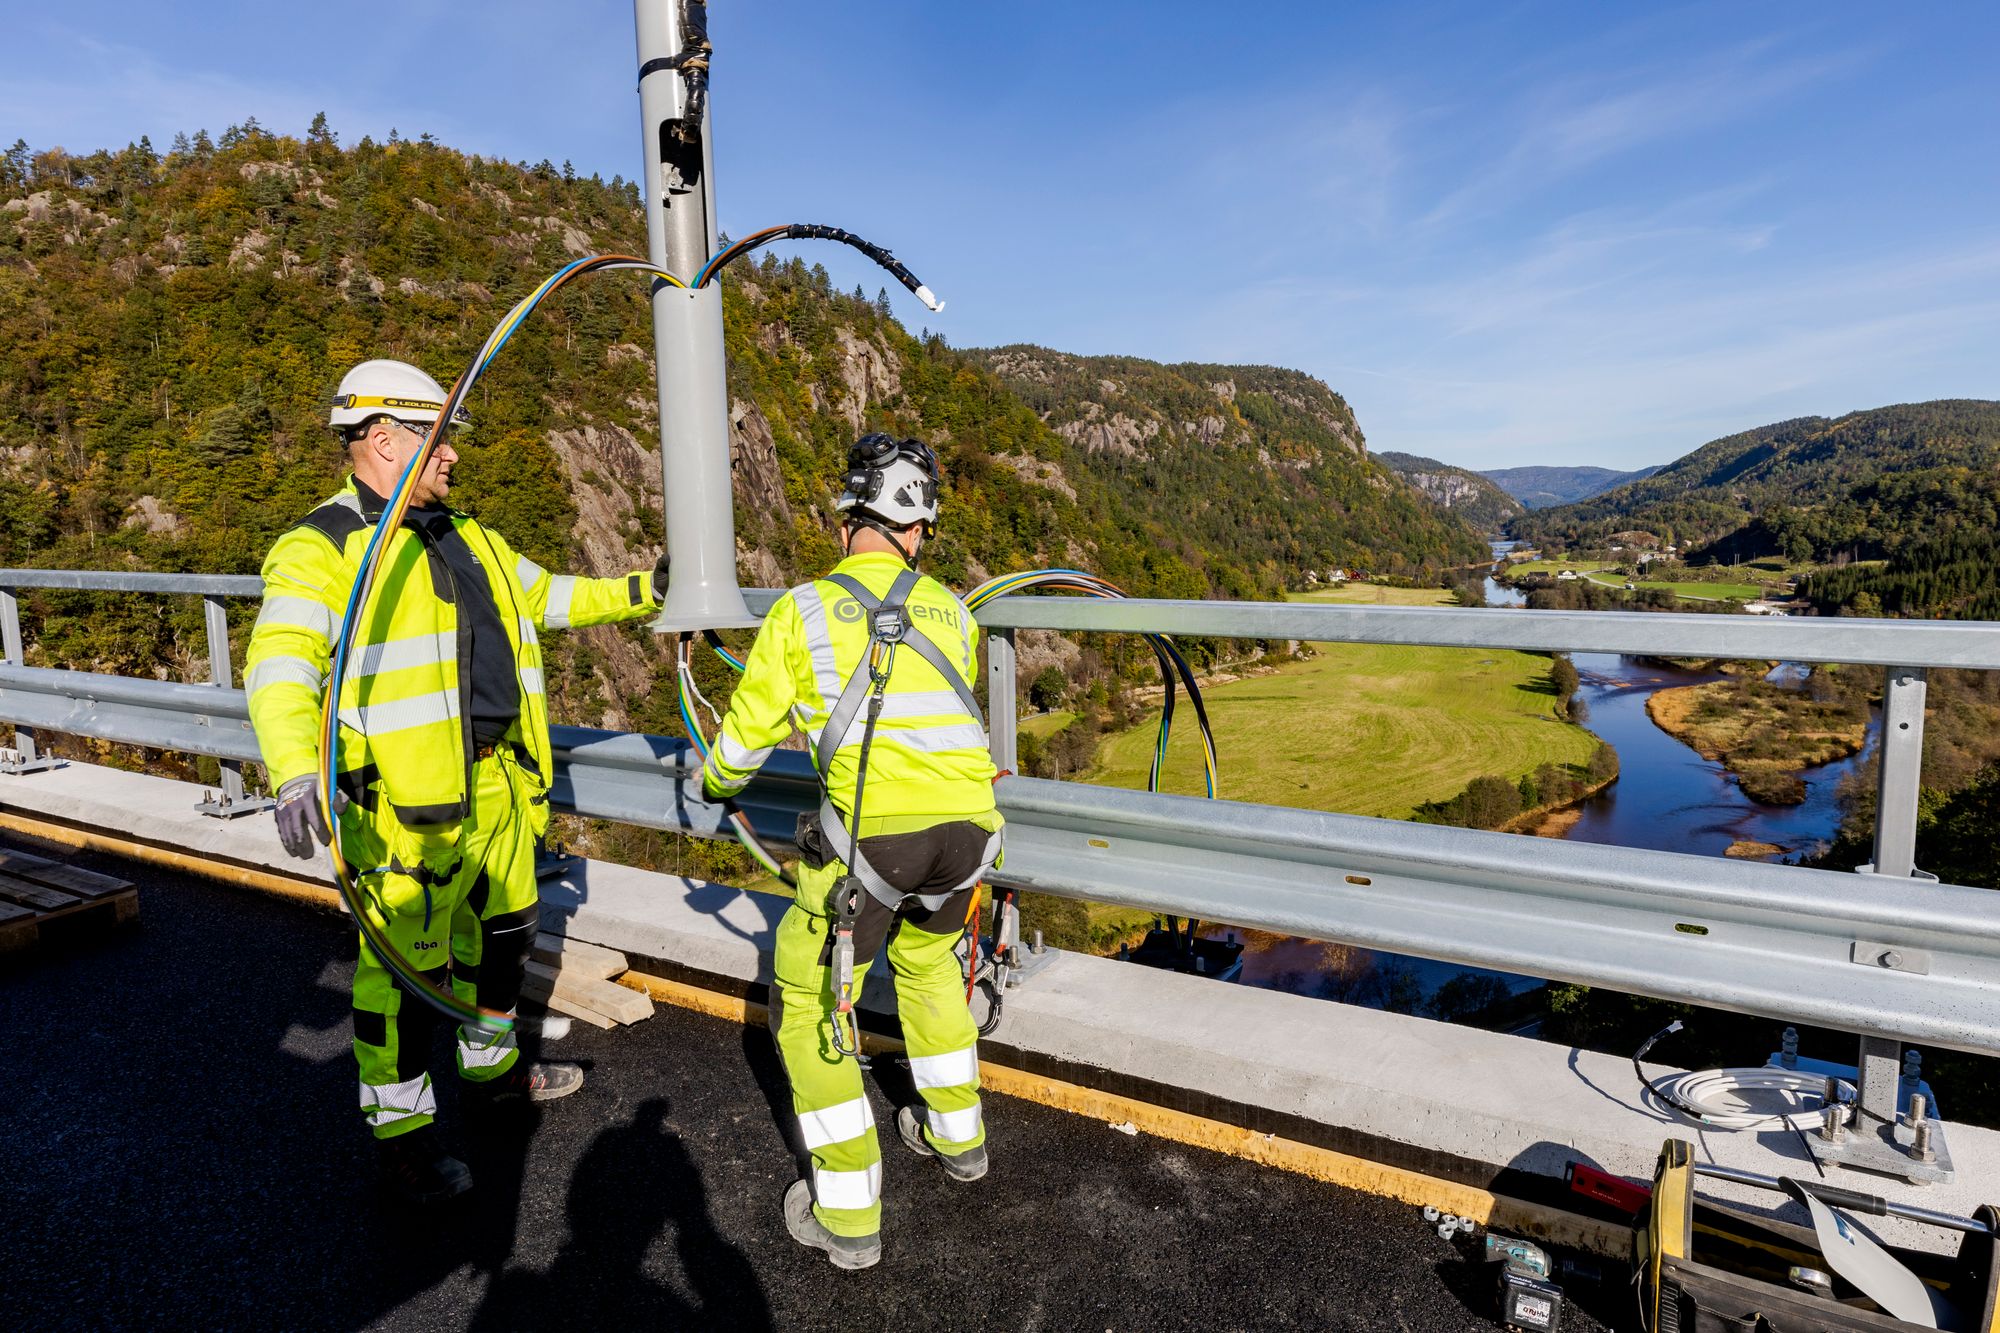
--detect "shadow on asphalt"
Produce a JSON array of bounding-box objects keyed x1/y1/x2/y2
[{"x1": 3, "y1": 842, "x2": 1620, "y2": 1332}]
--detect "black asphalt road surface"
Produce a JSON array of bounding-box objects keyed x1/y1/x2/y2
[{"x1": 3, "y1": 844, "x2": 1624, "y2": 1331}]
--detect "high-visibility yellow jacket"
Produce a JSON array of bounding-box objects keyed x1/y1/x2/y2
[
  {"x1": 246, "y1": 476, "x2": 657, "y2": 865},
  {"x1": 702, "y1": 551, "x2": 999, "y2": 835}
]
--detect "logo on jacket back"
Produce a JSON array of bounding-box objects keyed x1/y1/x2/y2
[{"x1": 831, "y1": 597, "x2": 960, "y2": 631}]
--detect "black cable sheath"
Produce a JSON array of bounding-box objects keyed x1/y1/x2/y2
[{"x1": 700, "y1": 223, "x2": 930, "y2": 300}]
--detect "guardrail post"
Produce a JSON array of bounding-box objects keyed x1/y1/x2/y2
[
  {"x1": 1808, "y1": 665, "x2": 1951, "y2": 1183},
  {"x1": 1871, "y1": 667, "x2": 1927, "y2": 879},
  {"x1": 194, "y1": 594, "x2": 270, "y2": 819},
  {"x1": 0, "y1": 587, "x2": 62, "y2": 774},
  {"x1": 987, "y1": 627, "x2": 1018, "y2": 774}
]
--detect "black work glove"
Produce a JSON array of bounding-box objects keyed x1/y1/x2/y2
[
  {"x1": 274, "y1": 775, "x2": 331, "y2": 860},
  {"x1": 652, "y1": 550, "x2": 671, "y2": 604}
]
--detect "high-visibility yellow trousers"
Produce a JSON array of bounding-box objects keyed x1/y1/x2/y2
[
  {"x1": 342, "y1": 747, "x2": 546, "y2": 1139},
  {"x1": 769, "y1": 853, "x2": 987, "y2": 1239}
]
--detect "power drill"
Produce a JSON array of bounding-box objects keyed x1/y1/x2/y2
[{"x1": 1485, "y1": 1234, "x2": 1564, "y2": 1332}]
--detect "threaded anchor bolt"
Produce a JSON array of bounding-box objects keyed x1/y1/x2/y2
[{"x1": 1911, "y1": 1121, "x2": 1935, "y2": 1163}]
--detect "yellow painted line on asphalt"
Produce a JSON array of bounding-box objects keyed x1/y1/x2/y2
[
  {"x1": 618, "y1": 967, "x2": 1634, "y2": 1259},
  {"x1": 0, "y1": 810, "x2": 343, "y2": 912},
  {"x1": 7, "y1": 816, "x2": 1632, "y2": 1262}
]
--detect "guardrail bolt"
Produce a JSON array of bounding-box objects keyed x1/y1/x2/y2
[
  {"x1": 1031, "y1": 929, "x2": 1045, "y2": 955},
  {"x1": 1902, "y1": 1049, "x2": 1922, "y2": 1091},
  {"x1": 1878, "y1": 949, "x2": 1902, "y2": 969},
  {"x1": 1905, "y1": 1092, "x2": 1928, "y2": 1130},
  {"x1": 1911, "y1": 1119, "x2": 1935, "y2": 1164},
  {"x1": 1780, "y1": 1026, "x2": 1800, "y2": 1070},
  {"x1": 1820, "y1": 1097, "x2": 1848, "y2": 1144}
]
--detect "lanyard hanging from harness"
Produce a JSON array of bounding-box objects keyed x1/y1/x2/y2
[{"x1": 815, "y1": 567, "x2": 999, "y2": 1057}]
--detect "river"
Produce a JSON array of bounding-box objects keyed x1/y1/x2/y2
[
  {"x1": 1193, "y1": 539, "x2": 1870, "y2": 1013},
  {"x1": 1560, "y1": 655, "x2": 1875, "y2": 861}
]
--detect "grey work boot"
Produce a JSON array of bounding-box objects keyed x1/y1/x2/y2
[
  {"x1": 897, "y1": 1105, "x2": 988, "y2": 1182},
  {"x1": 467, "y1": 1060, "x2": 584, "y2": 1103},
  {"x1": 783, "y1": 1179, "x2": 881, "y2": 1270}
]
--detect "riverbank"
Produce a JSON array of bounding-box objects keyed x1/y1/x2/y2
[
  {"x1": 1645, "y1": 677, "x2": 1868, "y2": 804},
  {"x1": 1508, "y1": 770, "x2": 1619, "y2": 837}
]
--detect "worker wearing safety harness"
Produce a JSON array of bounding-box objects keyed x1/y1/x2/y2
[
  {"x1": 245, "y1": 359, "x2": 666, "y2": 1205},
  {"x1": 703, "y1": 433, "x2": 1002, "y2": 1270}
]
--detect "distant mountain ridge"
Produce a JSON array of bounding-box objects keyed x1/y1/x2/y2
[
  {"x1": 1505, "y1": 400, "x2": 2000, "y2": 566},
  {"x1": 1376, "y1": 452, "x2": 1524, "y2": 532},
  {"x1": 968, "y1": 346, "x2": 1488, "y2": 582},
  {"x1": 1480, "y1": 463, "x2": 1663, "y2": 508}
]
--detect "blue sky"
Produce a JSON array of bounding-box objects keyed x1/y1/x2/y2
[{"x1": 5, "y1": 2, "x2": 1998, "y2": 469}]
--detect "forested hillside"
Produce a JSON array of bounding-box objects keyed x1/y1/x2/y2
[
  {"x1": 0, "y1": 122, "x2": 1458, "y2": 738},
  {"x1": 968, "y1": 347, "x2": 1487, "y2": 581},
  {"x1": 1506, "y1": 401, "x2": 2000, "y2": 563},
  {"x1": 1481, "y1": 463, "x2": 1660, "y2": 508},
  {"x1": 1377, "y1": 451, "x2": 1523, "y2": 532}
]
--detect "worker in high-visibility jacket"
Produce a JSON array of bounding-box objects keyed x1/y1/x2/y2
[
  {"x1": 702, "y1": 433, "x2": 1002, "y2": 1270},
  {"x1": 246, "y1": 358, "x2": 665, "y2": 1205}
]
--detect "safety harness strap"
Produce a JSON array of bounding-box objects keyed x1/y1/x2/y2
[
  {"x1": 815, "y1": 797, "x2": 1001, "y2": 913},
  {"x1": 819, "y1": 572, "x2": 985, "y2": 734},
  {"x1": 810, "y1": 568, "x2": 998, "y2": 914}
]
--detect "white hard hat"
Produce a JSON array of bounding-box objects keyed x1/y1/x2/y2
[
  {"x1": 327, "y1": 359, "x2": 470, "y2": 433},
  {"x1": 837, "y1": 433, "x2": 940, "y2": 530}
]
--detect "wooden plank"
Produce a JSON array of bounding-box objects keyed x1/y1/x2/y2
[
  {"x1": 0, "y1": 847, "x2": 58, "y2": 871},
  {"x1": 529, "y1": 932, "x2": 628, "y2": 981},
  {"x1": 0, "y1": 899, "x2": 32, "y2": 923},
  {"x1": 520, "y1": 967, "x2": 621, "y2": 1028},
  {"x1": 540, "y1": 992, "x2": 616, "y2": 1030},
  {"x1": 0, "y1": 873, "x2": 81, "y2": 913},
  {"x1": 522, "y1": 960, "x2": 652, "y2": 1025},
  {"x1": 0, "y1": 858, "x2": 131, "y2": 899}
]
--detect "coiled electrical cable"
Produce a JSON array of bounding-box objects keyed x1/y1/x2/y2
[
  {"x1": 315, "y1": 254, "x2": 688, "y2": 1034},
  {"x1": 1634, "y1": 1021, "x2": 1853, "y2": 1129},
  {"x1": 963, "y1": 569, "x2": 1218, "y2": 799},
  {"x1": 674, "y1": 631, "x2": 794, "y2": 887},
  {"x1": 694, "y1": 223, "x2": 944, "y2": 312}
]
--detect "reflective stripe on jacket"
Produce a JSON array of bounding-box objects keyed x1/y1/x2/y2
[
  {"x1": 702, "y1": 551, "x2": 999, "y2": 828},
  {"x1": 246, "y1": 476, "x2": 657, "y2": 842}
]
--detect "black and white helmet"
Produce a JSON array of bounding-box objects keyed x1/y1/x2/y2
[{"x1": 837, "y1": 433, "x2": 940, "y2": 531}]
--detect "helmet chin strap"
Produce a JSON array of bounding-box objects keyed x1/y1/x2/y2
[{"x1": 844, "y1": 515, "x2": 923, "y2": 567}]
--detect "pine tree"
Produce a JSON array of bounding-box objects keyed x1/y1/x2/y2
[
  {"x1": 1, "y1": 139, "x2": 27, "y2": 189},
  {"x1": 191, "y1": 129, "x2": 214, "y2": 158},
  {"x1": 307, "y1": 112, "x2": 336, "y2": 155},
  {"x1": 171, "y1": 131, "x2": 192, "y2": 157}
]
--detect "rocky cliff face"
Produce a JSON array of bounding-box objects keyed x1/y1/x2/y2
[
  {"x1": 967, "y1": 346, "x2": 1487, "y2": 581},
  {"x1": 1375, "y1": 451, "x2": 1524, "y2": 533}
]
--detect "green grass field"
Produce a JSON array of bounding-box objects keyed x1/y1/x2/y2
[
  {"x1": 1091, "y1": 642, "x2": 1599, "y2": 818},
  {"x1": 1580, "y1": 571, "x2": 1764, "y2": 601},
  {"x1": 1286, "y1": 584, "x2": 1456, "y2": 606},
  {"x1": 1020, "y1": 709, "x2": 1077, "y2": 740},
  {"x1": 1502, "y1": 558, "x2": 1615, "y2": 578}
]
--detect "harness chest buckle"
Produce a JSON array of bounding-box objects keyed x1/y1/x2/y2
[{"x1": 869, "y1": 605, "x2": 909, "y2": 645}]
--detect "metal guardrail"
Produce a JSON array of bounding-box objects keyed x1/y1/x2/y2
[
  {"x1": 969, "y1": 595, "x2": 2000, "y2": 670},
  {"x1": 1, "y1": 570, "x2": 1995, "y2": 1078}
]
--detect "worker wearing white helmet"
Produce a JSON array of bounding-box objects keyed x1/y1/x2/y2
[
  {"x1": 701, "y1": 432, "x2": 1002, "y2": 1269},
  {"x1": 245, "y1": 358, "x2": 668, "y2": 1204}
]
